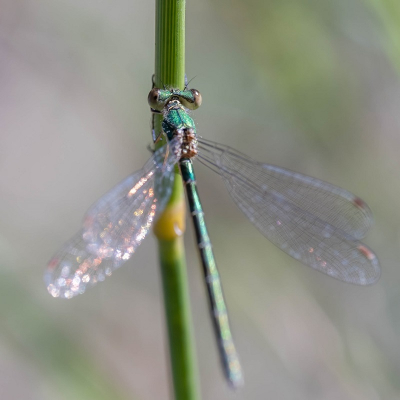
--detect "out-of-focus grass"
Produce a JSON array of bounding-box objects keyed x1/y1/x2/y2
[
  {"x1": 0, "y1": 273, "x2": 131, "y2": 400},
  {"x1": 214, "y1": 0, "x2": 377, "y2": 148},
  {"x1": 365, "y1": 0, "x2": 400, "y2": 72}
]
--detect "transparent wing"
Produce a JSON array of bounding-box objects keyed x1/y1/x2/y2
[
  {"x1": 82, "y1": 137, "x2": 181, "y2": 260},
  {"x1": 45, "y1": 231, "x2": 117, "y2": 298},
  {"x1": 197, "y1": 138, "x2": 380, "y2": 285},
  {"x1": 45, "y1": 138, "x2": 181, "y2": 298}
]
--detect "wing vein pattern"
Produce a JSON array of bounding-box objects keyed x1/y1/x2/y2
[
  {"x1": 197, "y1": 138, "x2": 380, "y2": 285},
  {"x1": 45, "y1": 139, "x2": 181, "y2": 298}
]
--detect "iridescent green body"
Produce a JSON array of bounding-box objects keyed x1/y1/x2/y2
[
  {"x1": 162, "y1": 104, "x2": 196, "y2": 141},
  {"x1": 152, "y1": 88, "x2": 244, "y2": 388},
  {"x1": 180, "y1": 159, "x2": 243, "y2": 386}
]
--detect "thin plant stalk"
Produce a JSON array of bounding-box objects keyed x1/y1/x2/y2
[{"x1": 152, "y1": 1, "x2": 201, "y2": 399}]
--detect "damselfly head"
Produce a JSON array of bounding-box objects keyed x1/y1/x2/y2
[{"x1": 148, "y1": 88, "x2": 202, "y2": 111}]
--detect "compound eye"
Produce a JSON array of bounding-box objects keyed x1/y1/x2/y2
[
  {"x1": 148, "y1": 88, "x2": 164, "y2": 111},
  {"x1": 180, "y1": 89, "x2": 202, "y2": 110},
  {"x1": 190, "y1": 89, "x2": 202, "y2": 110}
]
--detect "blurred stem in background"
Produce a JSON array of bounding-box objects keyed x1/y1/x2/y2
[
  {"x1": 152, "y1": 1, "x2": 201, "y2": 399},
  {"x1": 365, "y1": 0, "x2": 400, "y2": 73}
]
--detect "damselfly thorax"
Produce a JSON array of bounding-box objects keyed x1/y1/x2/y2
[
  {"x1": 173, "y1": 127, "x2": 198, "y2": 160},
  {"x1": 149, "y1": 87, "x2": 201, "y2": 161}
]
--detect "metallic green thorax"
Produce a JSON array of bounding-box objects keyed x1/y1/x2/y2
[{"x1": 162, "y1": 103, "x2": 196, "y2": 141}]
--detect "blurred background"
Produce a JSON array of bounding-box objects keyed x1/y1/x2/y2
[{"x1": 1, "y1": 0, "x2": 399, "y2": 399}]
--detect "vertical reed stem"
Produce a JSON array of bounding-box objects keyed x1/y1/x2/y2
[{"x1": 153, "y1": 1, "x2": 201, "y2": 399}]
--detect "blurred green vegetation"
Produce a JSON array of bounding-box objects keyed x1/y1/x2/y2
[
  {"x1": 366, "y1": 0, "x2": 400, "y2": 71},
  {"x1": 0, "y1": 273, "x2": 130, "y2": 399}
]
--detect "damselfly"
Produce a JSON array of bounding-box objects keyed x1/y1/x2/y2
[{"x1": 45, "y1": 84, "x2": 380, "y2": 389}]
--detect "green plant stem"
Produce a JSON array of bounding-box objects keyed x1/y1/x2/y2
[
  {"x1": 155, "y1": 0, "x2": 185, "y2": 90},
  {"x1": 153, "y1": 1, "x2": 201, "y2": 399},
  {"x1": 158, "y1": 238, "x2": 200, "y2": 400}
]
